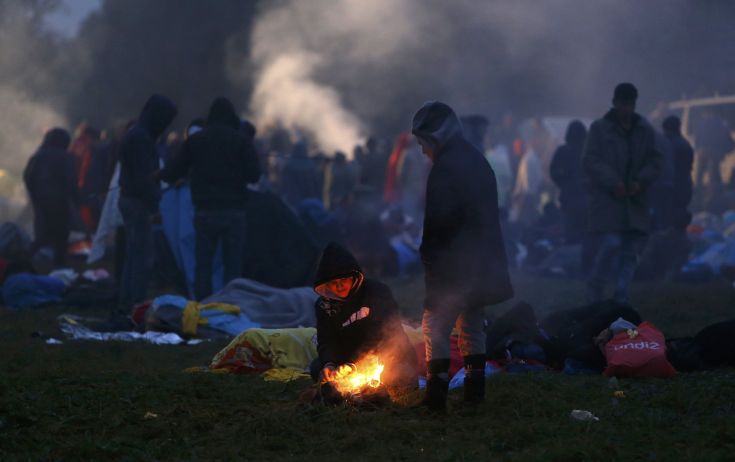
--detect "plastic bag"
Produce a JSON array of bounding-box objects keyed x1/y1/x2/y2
[{"x1": 603, "y1": 322, "x2": 677, "y2": 378}]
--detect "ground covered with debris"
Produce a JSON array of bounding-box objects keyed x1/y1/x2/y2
[{"x1": 1, "y1": 273, "x2": 734, "y2": 461}]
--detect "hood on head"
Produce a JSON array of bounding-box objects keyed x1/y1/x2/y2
[
  {"x1": 41, "y1": 128, "x2": 71, "y2": 151},
  {"x1": 411, "y1": 101, "x2": 463, "y2": 150},
  {"x1": 208, "y1": 97, "x2": 241, "y2": 129},
  {"x1": 139, "y1": 94, "x2": 177, "y2": 139},
  {"x1": 313, "y1": 242, "x2": 363, "y2": 288},
  {"x1": 565, "y1": 120, "x2": 587, "y2": 146}
]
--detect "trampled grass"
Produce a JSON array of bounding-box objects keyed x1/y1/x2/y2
[{"x1": 1, "y1": 273, "x2": 734, "y2": 461}]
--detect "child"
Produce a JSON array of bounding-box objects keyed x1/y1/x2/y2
[{"x1": 310, "y1": 243, "x2": 418, "y2": 396}]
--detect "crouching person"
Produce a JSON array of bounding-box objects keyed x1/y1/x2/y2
[{"x1": 310, "y1": 243, "x2": 418, "y2": 401}]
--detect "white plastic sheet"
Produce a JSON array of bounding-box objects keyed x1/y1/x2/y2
[{"x1": 59, "y1": 316, "x2": 206, "y2": 345}]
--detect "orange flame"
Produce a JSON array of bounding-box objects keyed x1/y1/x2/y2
[{"x1": 330, "y1": 354, "x2": 385, "y2": 396}]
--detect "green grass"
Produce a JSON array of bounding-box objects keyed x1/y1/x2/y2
[{"x1": 1, "y1": 273, "x2": 735, "y2": 461}]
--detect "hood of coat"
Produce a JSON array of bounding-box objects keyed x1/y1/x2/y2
[
  {"x1": 207, "y1": 97, "x2": 241, "y2": 129},
  {"x1": 138, "y1": 94, "x2": 177, "y2": 139},
  {"x1": 40, "y1": 127, "x2": 71, "y2": 151},
  {"x1": 411, "y1": 101, "x2": 464, "y2": 154},
  {"x1": 565, "y1": 120, "x2": 587, "y2": 147},
  {"x1": 313, "y1": 242, "x2": 364, "y2": 288}
]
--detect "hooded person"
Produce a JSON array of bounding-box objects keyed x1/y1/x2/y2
[
  {"x1": 310, "y1": 243, "x2": 418, "y2": 401},
  {"x1": 118, "y1": 94, "x2": 177, "y2": 310},
  {"x1": 161, "y1": 97, "x2": 261, "y2": 300},
  {"x1": 550, "y1": 120, "x2": 588, "y2": 244},
  {"x1": 583, "y1": 83, "x2": 662, "y2": 304},
  {"x1": 23, "y1": 128, "x2": 78, "y2": 267},
  {"x1": 412, "y1": 101, "x2": 514, "y2": 411},
  {"x1": 662, "y1": 116, "x2": 694, "y2": 225}
]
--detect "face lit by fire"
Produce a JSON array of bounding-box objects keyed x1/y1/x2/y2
[{"x1": 315, "y1": 274, "x2": 362, "y2": 301}]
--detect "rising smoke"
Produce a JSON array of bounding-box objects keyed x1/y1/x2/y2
[
  {"x1": 247, "y1": 0, "x2": 734, "y2": 152},
  {"x1": 0, "y1": 0, "x2": 734, "y2": 176},
  {"x1": 0, "y1": 1, "x2": 66, "y2": 206}
]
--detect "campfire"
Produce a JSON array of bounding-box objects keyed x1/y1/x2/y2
[{"x1": 330, "y1": 354, "x2": 385, "y2": 397}]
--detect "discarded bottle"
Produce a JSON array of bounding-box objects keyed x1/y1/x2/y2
[{"x1": 570, "y1": 410, "x2": 599, "y2": 422}]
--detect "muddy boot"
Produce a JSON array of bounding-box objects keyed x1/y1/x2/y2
[
  {"x1": 463, "y1": 354, "x2": 486, "y2": 403},
  {"x1": 422, "y1": 358, "x2": 450, "y2": 412}
]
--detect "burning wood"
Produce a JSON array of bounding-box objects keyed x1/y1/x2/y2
[{"x1": 329, "y1": 354, "x2": 385, "y2": 397}]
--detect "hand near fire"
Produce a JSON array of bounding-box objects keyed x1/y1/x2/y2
[{"x1": 320, "y1": 364, "x2": 338, "y2": 384}]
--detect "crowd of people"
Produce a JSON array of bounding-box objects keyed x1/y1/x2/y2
[
  {"x1": 20, "y1": 85, "x2": 735, "y2": 302},
  {"x1": 16, "y1": 83, "x2": 735, "y2": 411}
]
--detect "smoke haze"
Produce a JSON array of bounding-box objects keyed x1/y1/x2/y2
[{"x1": 0, "y1": 0, "x2": 734, "y2": 173}]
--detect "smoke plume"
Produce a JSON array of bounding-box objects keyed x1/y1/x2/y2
[
  {"x1": 247, "y1": 0, "x2": 735, "y2": 144},
  {"x1": 0, "y1": 1, "x2": 66, "y2": 207}
]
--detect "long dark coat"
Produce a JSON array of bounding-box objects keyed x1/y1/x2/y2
[
  {"x1": 413, "y1": 102, "x2": 513, "y2": 308},
  {"x1": 583, "y1": 110, "x2": 662, "y2": 234}
]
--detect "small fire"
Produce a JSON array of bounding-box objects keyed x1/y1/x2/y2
[{"x1": 330, "y1": 354, "x2": 385, "y2": 396}]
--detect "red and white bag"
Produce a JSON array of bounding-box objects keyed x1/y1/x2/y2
[{"x1": 603, "y1": 322, "x2": 677, "y2": 378}]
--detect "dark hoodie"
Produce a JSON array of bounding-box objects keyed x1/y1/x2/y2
[
  {"x1": 314, "y1": 243, "x2": 417, "y2": 386},
  {"x1": 550, "y1": 120, "x2": 588, "y2": 208},
  {"x1": 24, "y1": 128, "x2": 78, "y2": 205},
  {"x1": 119, "y1": 94, "x2": 177, "y2": 211},
  {"x1": 412, "y1": 101, "x2": 513, "y2": 308},
  {"x1": 161, "y1": 97, "x2": 261, "y2": 211}
]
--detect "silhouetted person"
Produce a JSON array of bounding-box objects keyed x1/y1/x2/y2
[
  {"x1": 663, "y1": 116, "x2": 694, "y2": 225},
  {"x1": 162, "y1": 97, "x2": 260, "y2": 300},
  {"x1": 693, "y1": 110, "x2": 734, "y2": 190},
  {"x1": 324, "y1": 152, "x2": 356, "y2": 210},
  {"x1": 359, "y1": 137, "x2": 389, "y2": 198},
  {"x1": 413, "y1": 101, "x2": 514, "y2": 411},
  {"x1": 550, "y1": 120, "x2": 588, "y2": 244},
  {"x1": 651, "y1": 129, "x2": 675, "y2": 230},
  {"x1": 118, "y1": 95, "x2": 177, "y2": 309},
  {"x1": 583, "y1": 83, "x2": 661, "y2": 304},
  {"x1": 23, "y1": 128, "x2": 78, "y2": 267},
  {"x1": 70, "y1": 124, "x2": 103, "y2": 233},
  {"x1": 280, "y1": 141, "x2": 320, "y2": 207}
]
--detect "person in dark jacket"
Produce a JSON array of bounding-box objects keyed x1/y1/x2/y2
[
  {"x1": 311, "y1": 243, "x2": 418, "y2": 399},
  {"x1": 583, "y1": 83, "x2": 661, "y2": 304},
  {"x1": 161, "y1": 97, "x2": 261, "y2": 300},
  {"x1": 412, "y1": 101, "x2": 514, "y2": 411},
  {"x1": 118, "y1": 94, "x2": 177, "y2": 309},
  {"x1": 280, "y1": 141, "x2": 320, "y2": 207},
  {"x1": 550, "y1": 120, "x2": 588, "y2": 244},
  {"x1": 663, "y1": 116, "x2": 694, "y2": 224},
  {"x1": 23, "y1": 128, "x2": 78, "y2": 267}
]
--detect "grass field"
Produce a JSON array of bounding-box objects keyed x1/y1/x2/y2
[{"x1": 1, "y1": 273, "x2": 734, "y2": 461}]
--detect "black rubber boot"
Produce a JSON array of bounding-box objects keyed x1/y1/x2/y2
[
  {"x1": 423, "y1": 358, "x2": 450, "y2": 412},
  {"x1": 463, "y1": 354, "x2": 486, "y2": 403}
]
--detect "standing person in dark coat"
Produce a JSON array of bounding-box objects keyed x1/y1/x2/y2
[
  {"x1": 161, "y1": 97, "x2": 261, "y2": 300},
  {"x1": 280, "y1": 141, "x2": 320, "y2": 208},
  {"x1": 118, "y1": 94, "x2": 177, "y2": 309},
  {"x1": 311, "y1": 243, "x2": 418, "y2": 400},
  {"x1": 583, "y1": 83, "x2": 661, "y2": 304},
  {"x1": 23, "y1": 128, "x2": 78, "y2": 267},
  {"x1": 663, "y1": 116, "x2": 694, "y2": 223},
  {"x1": 550, "y1": 120, "x2": 588, "y2": 244},
  {"x1": 412, "y1": 101, "x2": 514, "y2": 411}
]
